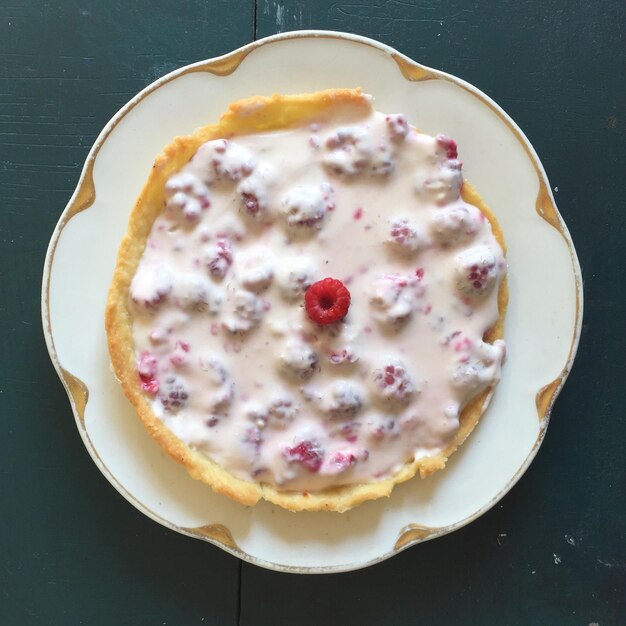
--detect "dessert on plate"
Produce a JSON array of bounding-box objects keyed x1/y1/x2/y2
[{"x1": 106, "y1": 88, "x2": 508, "y2": 512}]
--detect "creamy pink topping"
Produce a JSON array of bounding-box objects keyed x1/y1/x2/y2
[{"x1": 129, "y1": 104, "x2": 507, "y2": 491}]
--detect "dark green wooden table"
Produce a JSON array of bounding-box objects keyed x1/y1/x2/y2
[{"x1": 2, "y1": 1, "x2": 624, "y2": 624}]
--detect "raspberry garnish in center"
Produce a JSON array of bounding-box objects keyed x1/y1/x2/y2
[{"x1": 305, "y1": 277, "x2": 351, "y2": 324}]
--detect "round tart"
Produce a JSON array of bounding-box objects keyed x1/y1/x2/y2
[{"x1": 106, "y1": 88, "x2": 508, "y2": 512}]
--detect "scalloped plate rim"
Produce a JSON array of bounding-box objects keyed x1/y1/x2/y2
[{"x1": 41, "y1": 30, "x2": 583, "y2": 574}]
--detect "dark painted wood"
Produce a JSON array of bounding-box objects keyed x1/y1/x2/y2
[{"x1": 2, "y1": 0, "x2": 624, "y2": 624}]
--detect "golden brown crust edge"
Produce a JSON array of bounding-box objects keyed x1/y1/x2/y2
[{"x1": 105, "y1": 88, "x2": 508, "y2": 513}]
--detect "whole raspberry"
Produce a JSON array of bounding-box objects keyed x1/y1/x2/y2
[{"x1": 304, "y1": 278, "x2": 351, "y2": 325}]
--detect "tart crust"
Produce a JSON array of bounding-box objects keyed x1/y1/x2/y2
[{"x1": 105, "y1": 88, "x2": 508, "y2": 512}]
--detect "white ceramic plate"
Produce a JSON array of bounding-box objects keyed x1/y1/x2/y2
[{"x1": 42, "y1": 31, "x2": 582, "y2": 573}]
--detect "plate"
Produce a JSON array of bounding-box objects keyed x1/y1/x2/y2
[{"x1": 41, "y1": 31, "x2": 582, "y2": 573}]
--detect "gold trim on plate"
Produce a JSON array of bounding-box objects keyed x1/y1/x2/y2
[
  {"x1": 535, "y1": 378, "x2": 564, "y2": 422},
  {"x1": 394, "y1": 524, "x2": 438, "y2": 550},
  {"x1": 535, "y1": 179, "x2": 561, "y2": 231},
  {"x1": 187, "y1": 51, "x2": 251, "y2": 77},
  {"x1": 67, "y1": 158, "x2": 97, "y2": 220},
  {"x1": 59, "y1": 367, "x2": 89, "y2": 427},
  {"x1": 390, "y1": 54, "x2": 436, "y2": 82},
  {"x1": 183, "y1": 524, "x2": 240, "y2": 550}
]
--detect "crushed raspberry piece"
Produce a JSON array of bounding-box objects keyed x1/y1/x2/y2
[
  {"x1": 323, "y1": 126, "x2": 393, "y2": 176},
  {"x1": 199, "y1": 357, "x2": 233, "y2": 412},
  {"x1": 160, "y1": 375, "x2": 189, "y2": 412},
  {"x1": 388, "y1": 217, "x2": 424, "y2": 254},
  {"x1": 238, "y1": 246, "x2": 275, "y2": 292},
  {"x1": 171, "y1": 273, "x2": 222, "y2": 315},
  {"x1": 215, "y1": 220, "x2": 245, "y2": 243},
  {"x1": 222, "y1": 289, "x2": 264, "y2": 333},
  {"x1": 325, "y1": 380, "x2": 364, "y2": 418},
  {"x1": 323, "y1": 127, "x2": 373, "y2": 176},
  {"x1": 337, "y1": 421, "x2": 361, "y2": 443},
  {"x1": 279, "y1": 341, "x2": 318, "y2": 380},
  {"x1": 169, "y1": 353, "x2": 186, "y2": 367},
  {"x1": 169, "y1": 340, "x2": 190, "y2": 366},
  {"x1": 369, "y1": 273, "x2": 422, "y2": 327},
  {"x1": 454, "y1": 245, "x2": 499, "y2": 296},
  {"x1": 415, "y1": 157, "x2": 463, "y2": 206},
  {"x1": 207, "y1": 139, "x2": 256, "y2": 181},
  {"x1": 450, "y1": 340, "x2": 506, "y2": 391},
  {"x1": 276, "y1": 256, "x2": 317, "y2": 300},
  {"x1": 386, "y1": 114, "x2": 409, "y2": 140},
  {"x1": 304, "y1": 278, "x2": 351, "y2": 325},
  {"x1": 237, "y1": 164, "x2": 275, "y2": 220},
  {"x1": 243, "y1": 426, "x2": 263, "y2": 452},
  {"x1": 164, "y1": 172, "x2": 211, "y2": 222},
  {"x1": 204, "y1": 238, "x2": 233, "y2": 280},
  {"x1": 327, "y1": 348, "x2": 358, "y2": 365},
  {"x1": 329, "y1": 452, "x2": 357, "y2": 470},
  {"x1": 241, "y1": 192, "x2": 260, "y2": 214},
  {"x1": 367, "y1": 416, "x2": 401, "y2": 440},
  {"x1": 209, "y1": 385, "x2": 234, "y2": 413},
  {"x1": 283, "y1": 440, "x2": 324, "y2": 472},
  {"x1": 373, "y1": 359, "x2": 415, "y2": 404},
  {"x1": 200, "y1": 357, "x2": 229, "y2": 385},
  {"x1": 371, "y1": 143, "x2": 395, "y2": 175},
  {"x1": 326, "y1": 449, "x2": 369, "y2": 474},
  {"x1": 244, "y1": 402, "x2": 269, "y2": 430},
  {"x1": 130, "y1": 264, "x2": 174, "y2": 308},
  {"x1": 436, "y1": 134, "x2": 458, "y2": 159},
  {"x1": 430, "y1": 204, "x2": 480, "y2": 244},
  {"x1": 451, "y1": 334, "x2": 474, "y2": 353},
  {"x1": 280, "y1": 183, "x2": 333, "y2": 231},
  {"x1": 206, "y1": 415, "x2": 220, "y2": 428},
  {"x1": 138, "y1": 352, "x2": 159, "y2": 394},
  {"x1": 267, "y1": 396, "x2": 298, "y2": 427},
  {"x1": 148, "y1": 329, "x2": 167, "y2": 345}
]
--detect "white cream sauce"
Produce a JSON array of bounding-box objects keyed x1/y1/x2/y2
[{"x1": 130, "y1": 105, "x2": 506, "y2": 491}]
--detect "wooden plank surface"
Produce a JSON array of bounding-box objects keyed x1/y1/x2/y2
[{"x1": 1, "y1": 1, "x2": 624, "y2": 624}]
